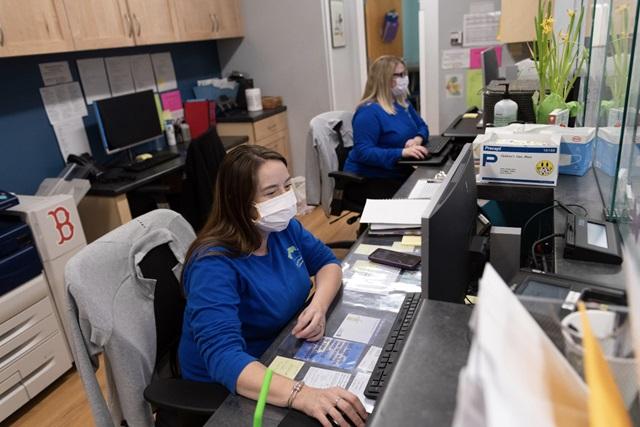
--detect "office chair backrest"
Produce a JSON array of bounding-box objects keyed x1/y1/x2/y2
[
  {"x1": 182, "y1": 126, "x2": 227, "y2": 232},
  {"x1": 138, "y1": 243, "x2": 185, "y2": 376},
  {"x1": 332, "y1": 120, "x2": 350, "y2": 172}
]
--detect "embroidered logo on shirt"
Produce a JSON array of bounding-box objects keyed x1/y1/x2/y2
[{"x1": 287, "y1": 246, "x2": 304, "y2": 268}]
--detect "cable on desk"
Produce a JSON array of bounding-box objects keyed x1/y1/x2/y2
[
  {"x1": 521, "y1": 200, "x2": 588, "y2": 240},
  {"x1": 530, "y1": 232, "x2": 565, "y2": 271}
]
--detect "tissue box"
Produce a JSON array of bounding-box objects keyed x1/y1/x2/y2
[
  {"x1": 539, "y1": 127, "x2": 595, "y2": 176},
  {"x1": 478, "y1": 133, "x2": 561, "y2": 186},
  {"x1": 594, "y1": 127, "x2": 621, "y2": 177}
]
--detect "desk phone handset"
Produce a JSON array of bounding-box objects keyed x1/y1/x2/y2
[{"x1": 66, "y1": 153, "x2": 103, "y2": 180}]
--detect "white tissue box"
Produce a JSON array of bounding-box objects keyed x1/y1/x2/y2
[{"x1": 478, "y1": 133, "x2": 561, "y2": 186}]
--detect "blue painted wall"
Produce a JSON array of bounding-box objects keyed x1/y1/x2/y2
[
  {"x1": 403, "y1": 0, "x2": 419, "y2": 67},
  {"x1": 0, "y1": 40, "x2": 221, "y2": 194}
]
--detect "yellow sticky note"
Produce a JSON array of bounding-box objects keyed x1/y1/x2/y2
[
  {"x1": 578, "y1": 303, "x2": 632, "y2": 427},
  {"x1": 466, "y1": 69, "x2": 483, "y2": 109},
  {"x1": 268, "y1": 356, "x2": 304, "y2": 380},
  {"x1": 391, "y1": 242, "x2": 415, "y2": 253},
  {"x1": 354, "y1": 244, "x2": 387, "y2": 256},
  {"x1": 462, "y1": 113, "x2": 479, "y2": 119},
  {"x1": 401, "y1": 236, "x2": 422, "y2": 246}
]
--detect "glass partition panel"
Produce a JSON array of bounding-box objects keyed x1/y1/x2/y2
[{"x1": 592, "y1": 0, "x2": 639, "y2": 220}]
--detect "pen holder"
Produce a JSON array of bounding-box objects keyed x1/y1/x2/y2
[{"x1": 561, "y1": 309, "x2": 638, "y2": 408}]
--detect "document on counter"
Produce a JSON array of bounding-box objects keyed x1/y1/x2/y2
[
  {"x1": 390, "y1": 242, "x2": 417, "y2": 253},
  {"x1": 354, "y1": 244, "x2": 390, "y2": 256},
  {"x1": 105, "y1": 56, "x2": 135, "y2": 96},
  {"x1": 408, "y1": 179, "x2": 441, "y2": 199},
  {"x1": 360, "y1": 199, "x2": 431, "y2": 225},
  {"x1": 40, "y1": 82, "x2": 88, "y2": 124},
  {"x1": 53, "y1": 118, "x2": 91, "y2": 160},
  {"x1": 334, "y1": 314, "x2": 380, "y2": 344},
  {"x1": 401, "y1": 235, "x2": 422, "y2": 247},
  {"x1": 39, "y1": 61, "x2": 73, "y2": 86},
  {"x1": 268, "y1": 356, "x2": 304, "y2": 380},
  {"x1": 303, "y1": 367, "x2": 350, "y2": 389},
  {"x1": 357, "y1": 346, "x2": 382, "y2": 373},
  {"x1": 151, "y1": 52, "x2": 178, "y2": 92},
  {"x1": 77, "y1": 58, "x2": 111, "y2": 104},
  {"x1": 347, "y1": 372, "x2": 376, "y2": 413},
  {"x1": 295, "y1": 337, "x2": 365, "y2": 370},
  {"x1": 131, "y1": 54, "x2": 157, "y2": 93}
]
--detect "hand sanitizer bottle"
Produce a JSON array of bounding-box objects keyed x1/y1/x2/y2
[{"x1": 493, "y1": 83, "x2": 518, "y2": 127}]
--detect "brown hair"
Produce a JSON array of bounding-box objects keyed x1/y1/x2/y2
[
  {"x1": 360, "y1": 55, "x2": 408, "y2": 114},
  {"x1": 184, "y1": 145, "x2": 288, "y2": 266}
]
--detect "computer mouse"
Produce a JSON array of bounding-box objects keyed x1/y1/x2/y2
[{"x1": 135, "y1": 153, "x2": 153, "y2": 162}]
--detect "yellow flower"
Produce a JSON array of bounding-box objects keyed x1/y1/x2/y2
[
  {"x1": 559, "y1": 31, "x2": 568, "y2": 42},
  {"x1": 567, "y1": 9, "x2": 575, "y2": 18}
]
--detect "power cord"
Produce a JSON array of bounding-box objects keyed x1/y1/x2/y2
[
  {"x1": 530, "y1": 232, "x2": 565, "y2": 270},
  {"x1": 521, "y1": 200, "x2": 588, "y2": 238}
]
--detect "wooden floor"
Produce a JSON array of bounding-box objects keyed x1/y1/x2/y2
[{"x1": 3, "y1": 207, "x2": 358, "y2": 427}]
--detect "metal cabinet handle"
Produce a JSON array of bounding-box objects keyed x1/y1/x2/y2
[
  {"x1": 0, "y1": 26, "x2": 4, "y2": 47},
  {"x1": 124, "y1": 14, "x2": 134, "y2": 38},
  {"x1": 209, "y1": 13, "x2": 215, "y2": 32},
  {"x1": 133, "y1": 14, "x2": 141, "y2": 37},
  {"x1": 214, "y1": 13, "x2": 220, "y2": 32}
]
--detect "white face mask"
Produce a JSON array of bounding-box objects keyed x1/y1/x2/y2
[
  {"x1": 253, "y1": 189, "x2": 297, "y2": 233},
  {"x1": 392, "y1": 75, "x2": 409, "y2": 97}
]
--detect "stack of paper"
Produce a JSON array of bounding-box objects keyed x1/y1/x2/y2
[{"x1": 360, "y1": 199, "x2": 431, "y2": 232}]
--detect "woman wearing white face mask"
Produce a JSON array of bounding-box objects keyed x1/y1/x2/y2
[
  {"x1": 179, "y1": 145, "x2": 367, "y2": 427},
  {"x1": 344, "y1": 55, "x2": 430, "y2": 202}
]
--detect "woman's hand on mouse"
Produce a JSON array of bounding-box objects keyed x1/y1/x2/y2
[
  {"x1": 402, "y1": 145, "x2": 429, "y2": 159},
  {"x1": 293, "y1": 386, "x2": 368, "y2": 427},
  {"x1": 292, "y1": 303, "x2": 326, "y2": 341}
]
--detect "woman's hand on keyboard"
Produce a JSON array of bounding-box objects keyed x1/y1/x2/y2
[
  {"x1": 402, "y1": 145, "x2": 429, "y2": 159},
  {"x1": 294, "y1": 386, "x2": 368, "y2": 427}
]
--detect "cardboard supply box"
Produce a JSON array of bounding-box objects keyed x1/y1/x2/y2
[{"x1": 478, "y1": 133, "x2": 561, "y2": 186}]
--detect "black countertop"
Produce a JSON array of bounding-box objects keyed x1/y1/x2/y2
[{"x1": 216, "y1": 106, "x2": 287, "y2": 123}]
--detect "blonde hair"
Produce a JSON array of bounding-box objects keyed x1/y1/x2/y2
[{"x1": 359, "y1": 55, "x2": 408, "y2": 114}]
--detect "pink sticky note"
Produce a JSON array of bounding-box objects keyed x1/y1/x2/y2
[
  {"x1": 160, "y1": 90, "x2": 183, "y2": 111},
  {"x1": 469, "y1": 46, "x2": 502, "y2": 69}
]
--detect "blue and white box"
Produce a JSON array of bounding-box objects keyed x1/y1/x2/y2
[
  {"x1": 594, "y1": 127, "x2": 621, "y2": 177},
  {"x1": 478, "y1": 133, "x2": 561, "y2": 186},
  {"x1": 540, "y1": 127, "x2": 595, "y2": 176}
]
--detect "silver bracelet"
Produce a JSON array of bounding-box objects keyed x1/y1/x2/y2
[{"x1": 287, "y1": 380, "x2": 305, "y2": 408}]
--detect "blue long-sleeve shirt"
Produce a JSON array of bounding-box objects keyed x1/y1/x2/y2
[
  {"x1": 344, "y1": 101, "x2": 429, "y2": 179},
  {"x1": 178, "y1": 219, "x2": 340, "y2": 393}
]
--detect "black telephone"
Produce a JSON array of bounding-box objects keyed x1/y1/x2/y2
[{"x1": 66, "y1": 153, "x2": 104, "y2": 180}]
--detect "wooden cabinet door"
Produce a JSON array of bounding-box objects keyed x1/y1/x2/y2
[
  {"x1": 212, "y1": 0, "x2": 243, "y2": 38},
  {"x1": 63, "y1": 0, "x2": 134, "y2": 50},
  {"x1": 127, "y1": 0, "x2": 180, "y2": 46},
  {"x1": 173, "y1": 0, "x2": 217, "y2": 42},
  {"x1": 0, "y1": 0, "x2": 74, "y2": 57}
]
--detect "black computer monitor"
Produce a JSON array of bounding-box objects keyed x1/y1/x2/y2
[
  {"x1": 421, "y1": 143, "x2": 477, "y2": 303},
  {"x1": 481, "y1": 47, "x2": 500, "y2": 87},
  {"x1": 95, "y1": 90, "x2": 163, "y2": 155}
]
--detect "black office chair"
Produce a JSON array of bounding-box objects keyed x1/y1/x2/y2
[
  {"x1": 180, "y1": 126, "x2": 227, "y2": 233},
  {"x1": 140, "y1": 243, "x2": 229, "y2": 427},
  {"x1": 326, "y1": 120, "x2": 369, "y2": 247}
]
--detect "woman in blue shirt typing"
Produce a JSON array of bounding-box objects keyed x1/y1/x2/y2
[
  {"x1": 179, "y1": 145, "x2": 367, "y2": 427},
  {"x1": 344, "y1": 55, "x2": 430, "y2": 201}
]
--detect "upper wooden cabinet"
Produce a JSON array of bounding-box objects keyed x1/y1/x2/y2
[
  {"x1": 63, "y1": 0, "x2": 135, "y2": 50},
  {"x1": 0, "y1": 0, "x2": 243, "y2": 57},
  {"x1": 174, "y1": 0, "x2": 243, "y2": 42},
  {"x1": 126, "y1": 0, "x2": 180, "y2": 46},
  {"x1": 0, "y1": 0, "x2": 75, "y2": 57}
]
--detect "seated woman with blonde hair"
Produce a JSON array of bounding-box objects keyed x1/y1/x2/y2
[{"x1": 344, "y1": 55, "x2": 429, "y2": 201}]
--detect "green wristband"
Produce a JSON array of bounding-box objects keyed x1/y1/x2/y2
[{"x1": 253, "y1": 368, "x2": 273, "y2": 427}]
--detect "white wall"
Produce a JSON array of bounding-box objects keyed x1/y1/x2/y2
[
  {"x1": 322, "y1": 0, "x2": 365, "y2": 111},
  {"x1": 217, "y1": 0, "x2": 333, "y2": 177}
]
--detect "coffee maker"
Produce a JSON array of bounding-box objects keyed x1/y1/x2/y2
[{"x1": 228, "y1": 71, "x2": 254, "y2": 111}]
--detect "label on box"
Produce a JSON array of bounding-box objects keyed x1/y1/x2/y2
[{"x1": 479, "y1": 140, "x2": 559, "y2": 186}]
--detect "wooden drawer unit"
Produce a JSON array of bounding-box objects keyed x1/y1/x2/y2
[{"x1": 217, "y1": 111, "x2": 291, "y2": 169}]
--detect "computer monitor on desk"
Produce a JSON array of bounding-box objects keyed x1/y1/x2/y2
[
  {"x1": 95, "y1": 90, "x2": 163, "y2": 158},
  {"x1": 421, "y1": 143, "x2": 477, "y2": 303}
]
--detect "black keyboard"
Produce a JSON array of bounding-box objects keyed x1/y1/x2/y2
[
  {"x1": 426, "y1": 136, "x2": 450, "y2": 155},
  {"x1": 124, "y1": 151, "x2": 180, "y2": 172},
  {"x1": 364, "y1": 292, "x2": 421, "y2": 399}
]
